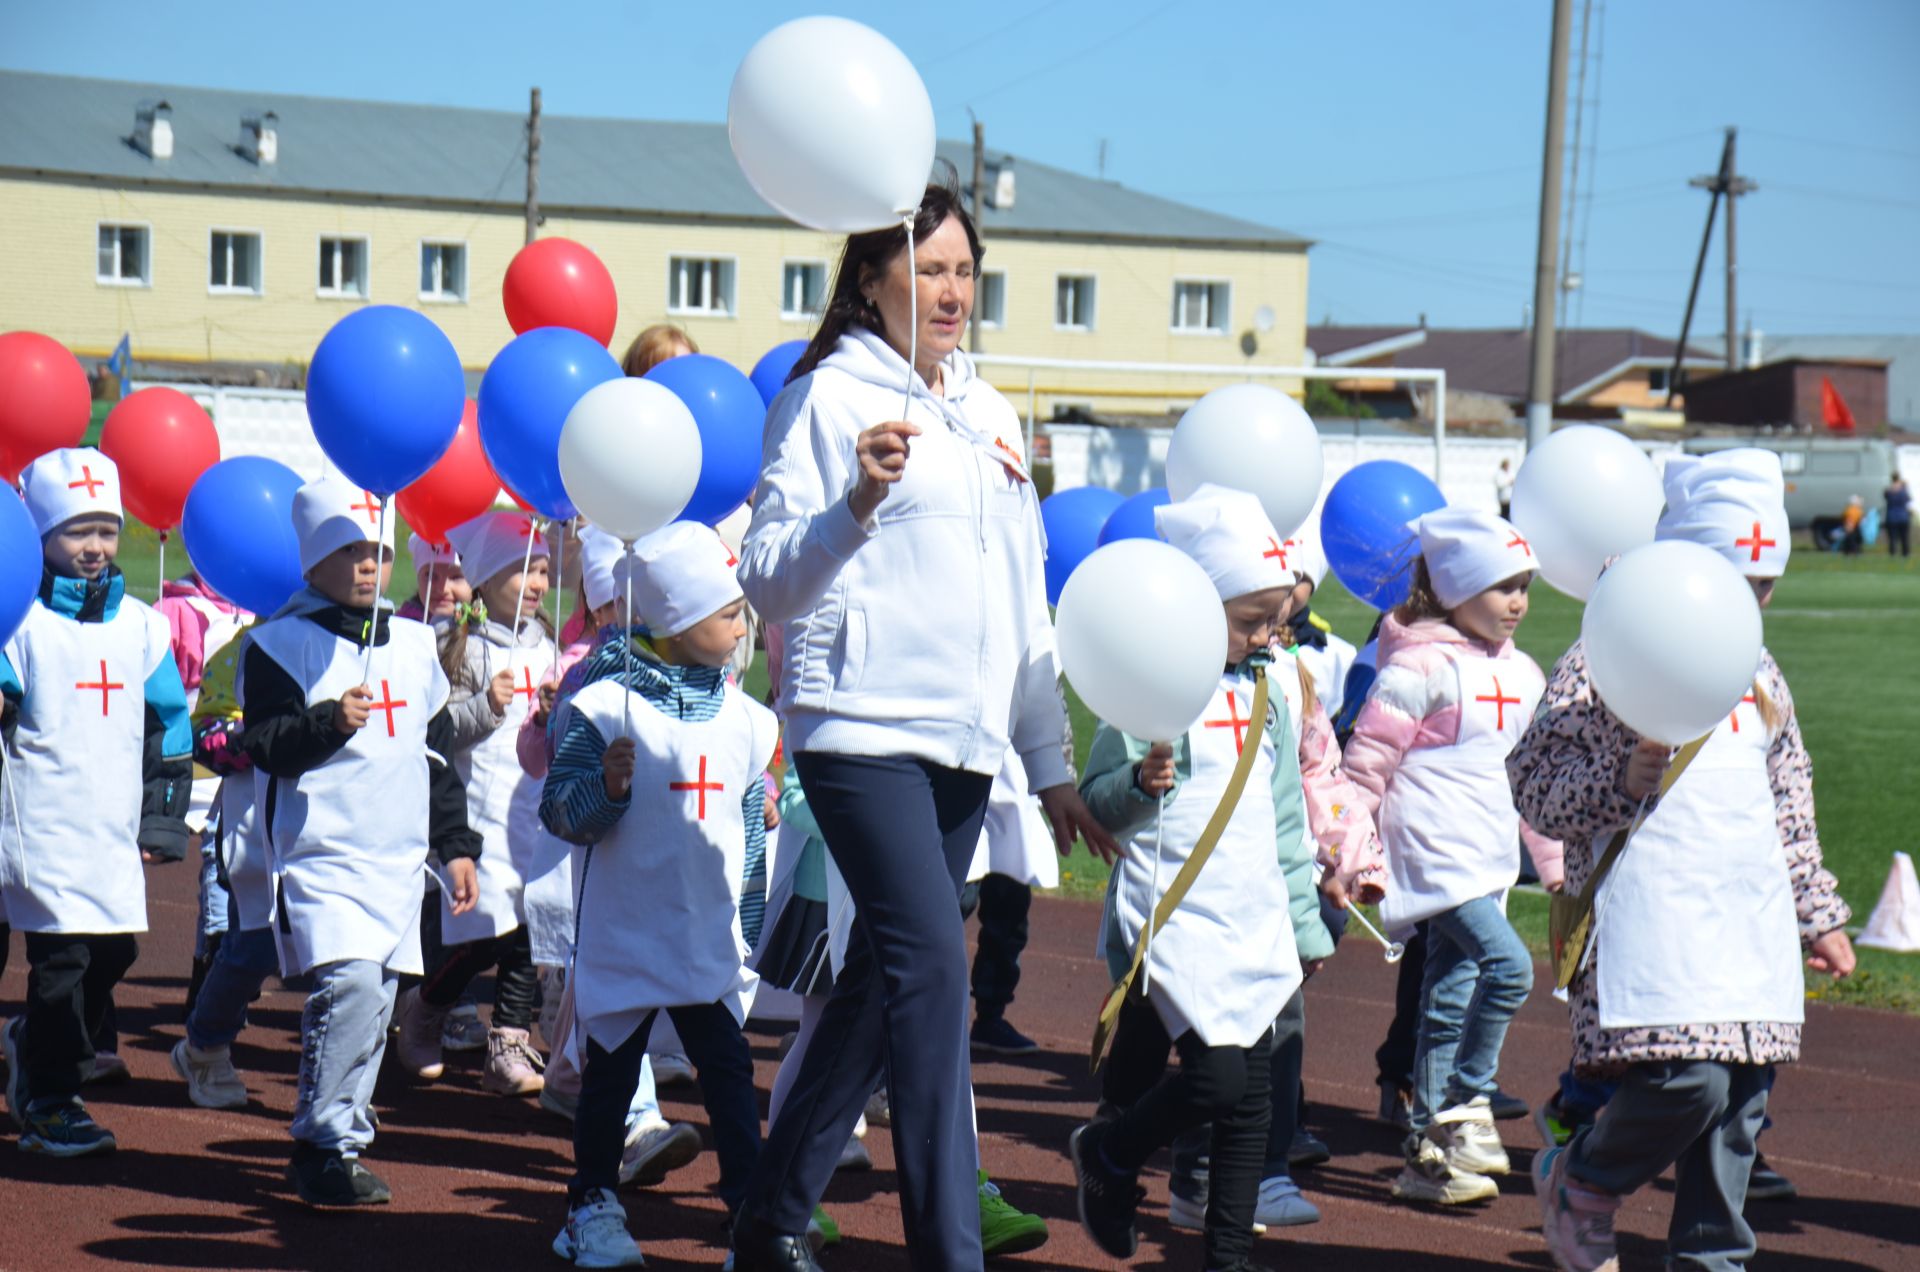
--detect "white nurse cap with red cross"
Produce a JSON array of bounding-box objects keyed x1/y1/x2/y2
[
  {"x1": 1155, "y1": 482, "x2": 1292, "y2": 602},
  {"x1": 293, "y1": 475, "x2": 396, "y2": 574},
  {"x1": 1656, "y1": 449, "x2": 1791, "y2": 579},
  {"x1": 21, "y1": 447, "x2": 121, "y2": 535}
]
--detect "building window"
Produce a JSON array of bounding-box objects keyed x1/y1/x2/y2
[
  {"x1": 781, "y1": 260, "x2": 826, "y2": 320},
  {"x1": 1171, "y1": 280, "x2": 1230, "y2": 333},
  {"x1": 976, "y1": 270, "x2": 1006, "y2": 329},
  {"x1": 1055, "y1": 274, "x2": 1096, "y2": 331},
  {"x1": 1647, "y1": 367, "x2": 1669, "y2": 394},
  {"x1": 318, "y1": 236, "x2": 369, "y2": 298},
  {"x1": 670, "y1": 256, "x2": 735, "y2": 317},
  {"x1": 96, "y1": 224, "x2": 150, "y2": 287},
  {"x1": 209, "y1": 230, "x2": 263, "y2": 294},
  {"x1": 419, "y1": 241, "x2": 467, "y2": 302}
]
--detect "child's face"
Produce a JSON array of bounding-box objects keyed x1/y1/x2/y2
[
  {"x1": 44, "y1": 516, "x2": 121, "y2": 580},
  {"x1": 309, "y1": 542, "x2": 393, "y2": 608},
  {"x1": 477, "y1": 557, "x2": 550, "y2": 623},
  {"x1": 1223, "y1": 586, "x2": 1293, "y2": 666},
  {"x1": 660, "y1": 599, "x2": 748, "y2": 669},
  {"x1": 1451, "y1": 572, "x2": 1533, "y2": 645},
  {"x1": 417, "y1": 561, "x2": 471, "y2": 617}
]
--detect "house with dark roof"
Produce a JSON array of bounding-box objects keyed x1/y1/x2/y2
[{"x1": 0, "y1": 70, "x2": 1310, "y2": 405}]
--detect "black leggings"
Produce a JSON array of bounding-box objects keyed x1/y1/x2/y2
[
  {"x1": 18, "y1": 932, "x2": 139, "y2": 1106},
  {"x1": 421, "y1": 926, "x2": 537, "y2": 1030}
]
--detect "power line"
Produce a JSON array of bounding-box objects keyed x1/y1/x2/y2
[
  {"x1": 920, "y1": 0, "x2": 1075, "y2": 68},
  {"x1": 955, "y1": 0, "x2": 1183, "y2": 110},
  {"x1": 1743, "y1": 127, "x2": 1920, "y2": 165}
]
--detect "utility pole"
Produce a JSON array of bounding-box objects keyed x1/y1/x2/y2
[
  {"x1": 969, "y1": 114, "x2": 985, "y2": 354},
  {"x1": 1524, "y1": 0, "x2": 1573, "y2": 452},
  {"x1": 1668, "y1": 128, "x2": 1754, "y2": 403},
  {"x1": 524, "y1": 87, "x2": 542, "y2": 246}
]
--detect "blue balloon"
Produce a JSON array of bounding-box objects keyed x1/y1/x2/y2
[
  {"x1": 645, "y1": 354, "x2": 766, "y2": 526},
  {"x1": 1042, "y1": 486, "x2": 1124, "y2": 605},
  {"x1": 1098, "y1": 487, "x2": 1171, "y2": 547},
  {"x1": 478, "y1": 327, "x2": 622, "y2": 521},
  {"x1": 749, "y1": 340, "x2": 808, "y2": 407},
  {"x1": 306, "y1": 306, "x2": 466, "y2": 496},
  {"x1": 180, "y1": 456, "x2": 307, "y2": 617},
  {"x1": 1320, "y1": 461, "x2": 1446, "y2": 610},
  {"x1": 0, "y1": 485, "x2": 40, "y2": 647}
]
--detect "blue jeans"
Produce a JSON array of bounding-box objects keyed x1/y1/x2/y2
[
  {"x1": 195, "y1": 844, "x2": 230, "y2": 958},
  {"x1": 186, "y1": 926, "x2": 281, "y2": 1050},
  {"x1": 290, "y1": 959, "x2": 399, "y2": 1155},
  {"x1": 1413, "y1": 895, "x2": 1533, "y2": 1129}
]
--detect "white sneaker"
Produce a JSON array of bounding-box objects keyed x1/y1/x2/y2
[
  {"x1": 618, "y1": 1119, "x2": 702, "y2": 1188},
  {"x1": 170, "y1": 1039, "x2": 248, "y2": 1109},
  {"x1": 442, "y1": 1000, "x2": 488, "y2": 1053},
  {"x1": 1392, "y1": 1130, "x2": 1499, "y2": 1206},
  {"x1": 392, "y1": 987, "x2": 448, "y2": 1080},
  {"x1": 649, "y1": 1051, "x2": 695, "y2": 1086},
  {"x1": 552, "y1": 1188, "x2": 646, "y2": 1267},
  {"x1": 1166, "y1": 1190, "x2": 1268, "y2": 1235},
  {"x1": 1253, "y1": 1174, "x2": 1322, "y2": 1227},
  {"x1": 1435, "y1": 1097, "x2": 1510, "y2": 1176},
  {"x1": 837, "y1": 1133, "x2": 872, "y2": 1172}
]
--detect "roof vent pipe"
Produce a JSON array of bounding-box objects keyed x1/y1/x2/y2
[
  {"x1": 133, "y1": 100, "x2": 173, "y2": 160},
  {"x1": 240, "y1": 111, "x2": 278, "y2": 165}
]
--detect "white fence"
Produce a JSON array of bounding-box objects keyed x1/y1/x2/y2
[{"x1": 132, "y1": 382, "x2": 334, "y2": 480}]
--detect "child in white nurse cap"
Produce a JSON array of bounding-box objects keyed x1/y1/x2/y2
[
  {"x1": 616, "y1": 521, "x2": 745, "y2": 644},
  {"x1": 1154, "y1": 483, "x2": 1295, "y2": 602},
  {"x1": 1408, "y1": 508, "x2": 1538, "y2": 610},
  {"x1": 22, "y1": 447, "x2": 121, "y2": 536},
  {"x1": 1655, "y1": 449, "x2": 1790, "y2": 578}
]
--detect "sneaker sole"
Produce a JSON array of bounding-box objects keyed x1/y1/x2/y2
[
  {"x1": 971, "y1": 1039, "x2": 1041, "y2": 1056},
  {"x1": 622, "y1": 1123, "x2": 702, "y2": 1188},
  {"x1": 1069, "y1": 1125, "x2": 1138, "y2": 1259},
  {"x1": 1168, "y1": 1196, "x2": 1267, "y2": 1236},
  {"x1": 170, "y1": 1042, "x2": 248, "y2": 1111},
  {"x1": 1451, "y1": 1149, "x2": 1511, "y2": 1177},
  {"x1": 1530, "y1": 1148, "x2": 1619, "y2": 1272},
  {"x1": 980, "y1": 1222, "x2": 1050, "y2": 1257},
  {"x1": 20, "y1": 1131, "x2": 116, "y2": 1158},
  {"x1": 1391, "y1": 1169, "x2": 1498, "y2": 1206},
  {"x1": 552, "y1": 1230, "x2": 648, "y2": 1269}
]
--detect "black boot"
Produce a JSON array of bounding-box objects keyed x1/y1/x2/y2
[{"x1": 730, "y1": 1212, "x2": 824, "y2": 1271}]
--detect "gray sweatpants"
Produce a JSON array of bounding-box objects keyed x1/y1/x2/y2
[
  {"x1": 290, "y1": 959, "x2": 399, "y2": 1156},
  {"x1": 1566, "y1": 1060, "x2": 1771, "y2": 1269}
]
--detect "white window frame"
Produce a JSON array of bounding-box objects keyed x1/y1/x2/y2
[
  {"x1": 1054, "y1": 273, "x2": 1097, "y2": 332},
  {"x1": 316, "y1": 233, "x2": 372, "y2": 300},
  {"x1": 418, "y1": 238, "x2": 469, "y2": 303},
  {"x1": 779, "y1": 258, "x2": 829, "y2": 322},
  {"x1": 975, "y1": 268, "x2": 1008, "y2": 330},
  {"x1": 667, "y1": 253, "x2": 738, "y2": 319},
  {"x1": 95, "y1": 221, "x2": 152, "y2": 288},
  {"x1": 207, "y1": 227, "x2": 264, "y2": 296},
  {"x1": 1170, "y1": 278, "x2": 1232, "y2": 335}
]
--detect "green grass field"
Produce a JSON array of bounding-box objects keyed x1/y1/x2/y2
[
  {"x1": 1051, "y1": 540, "x2": 1920, "y2": 1013},
  {"x1": 110, "y1": 521, "x2": 1920, "y2": 1011}
]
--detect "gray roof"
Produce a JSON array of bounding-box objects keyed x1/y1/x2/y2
[{"x1": 0, "y1": 70, "x2": 1307, "y2": 249}]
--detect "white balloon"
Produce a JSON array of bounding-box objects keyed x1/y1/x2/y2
[
  {"x1": 558, "y1": 379, "x2": 703, "y2": 544},
  {"x1": 1055, "y1": 539, "x2": 1227, "y2": 743},
  {"x1": 728, "y1": 17, "x2": 936, "y2": 233},
  {"x1": 1511, "y1": 425, "x2": 1664, "y2": 600},
  {"x1": 1582, "y1": 540, "x2": 1762, "y2": 746},
  {"x1": 1165, "y1": 384, "x2": 1324, "y2": 539}
]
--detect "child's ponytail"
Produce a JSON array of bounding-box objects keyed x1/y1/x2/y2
[{"x1": 1392, "y1": 558, "x2": 1451, "y2": 625}]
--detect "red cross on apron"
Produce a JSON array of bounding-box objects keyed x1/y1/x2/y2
[
  {"x1": 368, "y1": 680, "x2": 408, "y2": 738},
  {"x1": 513, "y1": 667, "x2": 537, "y2": 704},
  {"x1": 1475, "y1": 676, "x2": 1522, "y2": 730},
  {"x1": 74, "y1": 659, "x2": 124, "y2": 715},
  {"x1": 1734, "y1": 521, "x2": 1776, "y2": 563},
  {"x1": 1204, "y1": 693, "x2": 1254, "y2": 754},
  {"x1": 67, "y1": 466, "x2": 107, "y2": 497},
  {"x1": 670, "y1": 755, "x2": 726, "y2": 820}
]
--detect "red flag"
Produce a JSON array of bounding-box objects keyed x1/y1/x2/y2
[{"x1": 1821, "y1": 376, "x2": 1856, "y2": 431}]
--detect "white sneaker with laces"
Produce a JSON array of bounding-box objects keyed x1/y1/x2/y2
[
  {"x1": 170, "y1": 1039, "x2": 248, "y2": 1109},
  {"x1": 552, "y1": 1188, "x2": 646, "y2": 1267},
  {"x1": 1435, "y1": 1097, "x2": 1510, "y2": 1176},
  {"x1": 618, "y1": 1118, "x2": 702, "y2": 1187},
  {"x1": 482, "y1": 1026, "x2": 546, "y2": 1096},
  {"x1": 1392, "y1": 1130, "x2": 1499, "y2": 1206}
]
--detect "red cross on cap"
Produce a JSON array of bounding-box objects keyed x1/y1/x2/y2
[
  {"x1": 717, "y1": 533, "x2": 738, "y2": 569},
  {"x1": 1506, "y1": 531, "x2": 1533, "y2": 559},
  {"x1": 1262, "y1": 536, "x2": 1289, "y2": 568},
  {"x1": 349, "y1": 491, "x2": 383, "y2": 525},
  {"x1": 1734, "y1": 521, "x2": 1777, "y2": 563},
  {"x1": 67, "y1": 465, "x2": 108, "y2": 498}
]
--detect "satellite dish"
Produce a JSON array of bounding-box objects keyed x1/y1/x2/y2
[
  {"x1": 1239, "y1": 331, "x2": 1259, "y2": 358},
  {"x1": 1254, "y1": 305, "x2": 1276, "y2": 334}
]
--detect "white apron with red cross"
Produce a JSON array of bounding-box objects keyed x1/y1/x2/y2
[
  {"x1": 1111, "y1": 671, "x2": 1302, "y2": 1049},
  {"x1": 248, "y1": 616, "x2": 447, "y2": 976},
  {"x1": 564, "y1": 677, "x2": 778, "y2": 1051},
  {"x1": 1377, "y1": 643, "x2": 1541, "y2": 929},
  {"x1": 0, "y1": 598, "x2": 170, "y2": 934},
  {"x1": 437, "y1": 624, "x2": 556, "y2": 945},
  {"x1": 1593, "y1": 683, "x2": 1804, "y2": 1029}
]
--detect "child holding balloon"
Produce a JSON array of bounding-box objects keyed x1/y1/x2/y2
[
  {"x1": 398, "y1": 533, "x2": 471, "y2": 623},
  {"x1": 1508, "y1": 449, "x2": 1854, "y2": 1272},
  {"x1": 393, "y1": 513, "x2": 554, "y2": 1098},
  {"x1": 1073, "y1": 485, "x2": 1372, "y2": 1270},
  {"x1": 1341, "y1": 507, "x2": 1558, "y2": 1207},
  {"x1": 237, "y1": 475, "x2": 479, "y2": 1206},
  {"x1": 0, "y1": 449, "x2": 193, "y2": 1157},
  {"x1": 540, "y1": 522, "x2": 772, "y2": 1268}
]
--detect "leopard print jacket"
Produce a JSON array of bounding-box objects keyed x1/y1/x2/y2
[{"x1": 1506, "y1": 642, "x2": 1850, "y2": 1076}]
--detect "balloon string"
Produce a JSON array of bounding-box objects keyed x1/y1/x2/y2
[
  {"x1": 620, "y1": 542, "x2": 635, "y2": 741},
  {"x1": 552, "y1": 519, "x2": 568, "y2": 638},
  {"x1": 901, "y1": 213, "x2": 918, "y2": 421},
  {"x1": 362, "y1": 496, "x2": 390, "y2": 686},
  {"x1": 511, "y1": 515, "x2": 540, "y2": 656},
  {"x1": 1142, "y1": 793, "x2": 1164, "y2": 998},
  {"x1": 156, "y1": 530, "x2": 167, "y2": 603}
]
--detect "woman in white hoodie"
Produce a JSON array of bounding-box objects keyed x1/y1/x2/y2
[{"x1": 730, "y1": 180, "x2": 1116, "y2": 1272}]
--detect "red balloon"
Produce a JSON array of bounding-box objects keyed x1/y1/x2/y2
[
  {"x1": 100, "y1": 386, "x2": 221, "y2": 532},
  {"x1": 503, "y1": 238, "x2": 619, "y2": 347},
  {"x1": 0, "y1": 331, "x2": 92, "y2": 485},
  {"x1": 395, "y1": 400, "x2": 502, "y2": 545}
]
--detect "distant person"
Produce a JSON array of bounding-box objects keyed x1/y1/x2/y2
[
  {"x1": 621, "y1": 324, "x2": 698, "y2": 378},
  {"x1": 1886, "y1": 472, "x2": 1912, "y2": 558},
  {"x1": 1495, "y1": 458, "x2": 1515, "y2": 521},
  {"x1": 1835, "y1": 495, "x2": 1865, "y2": 556}
]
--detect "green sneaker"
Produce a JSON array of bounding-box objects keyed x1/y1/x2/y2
[
  {"x1": 808, "y1": 1203, "x2": 841, "y2": 1247},
  {"x1": 978, "y1": 1170, "x2": 1049, "y2": 1258}
]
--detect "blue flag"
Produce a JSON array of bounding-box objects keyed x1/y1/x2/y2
[{"x1": 105, "y1": 333, "x2": 131, "y2": 398}]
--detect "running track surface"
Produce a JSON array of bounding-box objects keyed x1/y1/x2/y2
[{"x1": 2, "y1": 861, "x2": 1915, "y2": 1270}]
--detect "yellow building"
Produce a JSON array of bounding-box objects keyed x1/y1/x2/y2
[{"x1": 0, "y1": 71, "x2": 1310, "y2": 417}]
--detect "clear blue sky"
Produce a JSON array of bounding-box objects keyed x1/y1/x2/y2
[{"x1": 7, "y1": 0, "x2": 1917, "y2": 340}]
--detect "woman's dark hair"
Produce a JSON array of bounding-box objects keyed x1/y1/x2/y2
[{"x1": 789, "y1": 177, "x2": 984, "y2": 383}]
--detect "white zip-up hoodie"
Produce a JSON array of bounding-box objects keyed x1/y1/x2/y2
[{"x1": 740, "y1": 327, "x2": 1071, "y2": 792}]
